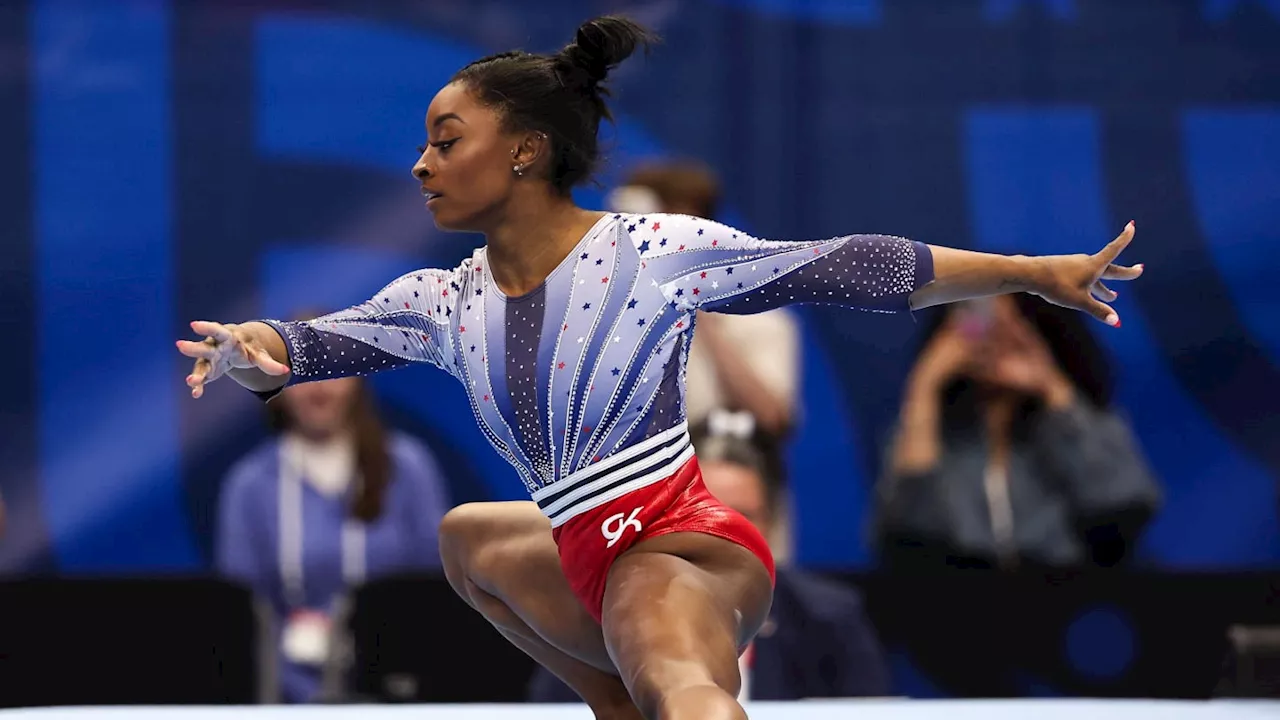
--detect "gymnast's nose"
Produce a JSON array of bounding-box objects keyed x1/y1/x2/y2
[{"x1": 413, "y1": 154, "x2": 432, "y2": 181}]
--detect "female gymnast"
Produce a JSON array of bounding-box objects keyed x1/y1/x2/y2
[{"x1": 178, "y1": 16, "x2": 1142, "y2": 720}]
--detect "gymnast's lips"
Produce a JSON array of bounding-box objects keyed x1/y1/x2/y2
[{"x1": 421, "y1": 188, "x2": 444, "y2": 205}]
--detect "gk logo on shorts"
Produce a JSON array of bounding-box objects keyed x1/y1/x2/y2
[{"x1": 601, "y1": 507, "x2": 644, "y2": 548}]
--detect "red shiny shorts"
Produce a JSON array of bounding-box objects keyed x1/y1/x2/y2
[{"x1": 549, "y1": 455, "x2": 776, "y2": 623}]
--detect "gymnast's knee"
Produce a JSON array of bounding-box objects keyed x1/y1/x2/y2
[{"x1": 438, "y1": 503, "x2": 493, "y2": 595}]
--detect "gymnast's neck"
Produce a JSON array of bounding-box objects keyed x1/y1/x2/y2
[{"x1": 484, "y1": 187, "x2": 605, "y2": 298}]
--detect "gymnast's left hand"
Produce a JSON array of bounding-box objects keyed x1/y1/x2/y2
[{"x1": 1028, "y1": 221, "x2": 1144, "y2": 327}]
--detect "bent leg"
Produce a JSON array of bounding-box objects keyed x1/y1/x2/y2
[
  {"x1": 438, "y1": 502, "x2": 640, "y2": 719},
  {"x1": 602, "y1": 533, "x2": 774, "y2": 720}
]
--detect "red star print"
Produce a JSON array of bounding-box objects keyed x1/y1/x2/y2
[
  {"x1": 712, "y1": 239, "x2": 718, "y2": 247},
  {"x1": 483, "y1": 394, "x2": 490, "y2": 402},
  {"x1": 641, "y1": 261, "x2": 647, "y2": 269},
  {"x1": 582, "y1": 426, "x2": 592, "y2": 433},
  {"x1": 700, "y1": 271, "x2": 707, "y2": 279},
  {"x1": 558, "y1": 362, "x2": 566, "y2": 370},
  {"x1": 593, "y1": 455, "x2": 601, "y2": 462},
  {"x1": 475, "y1": 265, "x2": 482, "y2": 272},
  {"x1": 563, "y1": 323, "x2": 568, "y2": 331},
  {"x1": 421, "y1": 334, "x2": 429, "y2": 342},
  {"x1": 676, "y1": 321, "x2": 684, "y2": 329},
  {"x1": 693, "y1": 288, "x2": 701, "y2": 296},
  {"x1": 403, "y1": 302, "x2": 410, "y2": 309},
  {"x1": 678, "y1": 244, "x2": 686, "y2": 250},
  {"x1": 460, "y1": 326, "x2": 466, "y2": 333},
  {"x1": 652, "y1": 222, "x2": 660, "y2": 231},
  {"x1": 611, "y1": 240, "x2": 616, "y2": 247},
  {"x1": 442, "y1": 289, "x2": 449, "y2": 296},
  {"x1": 601, "y1": 276, "x2": 609, "y2": 283},
  {"x1": 813, "y1": 248, "x2": 820, "y2": 254}
]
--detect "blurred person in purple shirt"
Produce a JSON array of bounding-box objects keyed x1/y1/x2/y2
[{"x1": 216, "y1": 321, "x2": 451, "y2": 703}]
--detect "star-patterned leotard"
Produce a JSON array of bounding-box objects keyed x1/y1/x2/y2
[{"x1": 258, "y1": 213, "x2": 934, "y2": 527}]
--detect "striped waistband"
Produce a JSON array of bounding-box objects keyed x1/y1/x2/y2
[{"x1": 532, "y1": 423, "x2": 694, "y2": 528}]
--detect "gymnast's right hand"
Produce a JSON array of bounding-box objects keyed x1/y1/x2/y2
[{"x1": 176, "y1": 321, "x2": 291, "y2": 398}]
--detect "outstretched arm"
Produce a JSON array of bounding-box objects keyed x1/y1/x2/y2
[
  {"x1": 911, "y1": 221, "x2": 1142, "y2": 326},
  {"x1": 178, "y1": 265, "x2": 467, "y2": 400},
  {"x1": 632, "y1": 214, "x2": 1141, "y2": 325}
]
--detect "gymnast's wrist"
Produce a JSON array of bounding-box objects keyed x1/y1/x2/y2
[{"x1": 1008, "y1": 254, "x2": 1052, "y2": 295}]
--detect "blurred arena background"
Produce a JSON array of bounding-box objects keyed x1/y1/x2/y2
[{"x1": 0, "y1": 0, "x2": 1277, "y2": 716}]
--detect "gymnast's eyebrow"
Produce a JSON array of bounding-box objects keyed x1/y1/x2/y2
[{"x1": 433, "y1": 112, "x2": 465, "y2": 128}]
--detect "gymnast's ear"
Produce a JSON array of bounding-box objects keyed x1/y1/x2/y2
[{"x1": 511, "y1": 130, "x2": 549, "y2": 175}]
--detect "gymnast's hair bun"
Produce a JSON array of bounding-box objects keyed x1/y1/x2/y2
[{"x1": 556, "y1": 16, "x2": 656, "y2": 91}]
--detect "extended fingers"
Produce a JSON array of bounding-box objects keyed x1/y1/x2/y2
[
  {"x1": 1091, "y1": 280, "x2": 1118, "y2": 302},
  {"x1": 1086, "y1": 297, "x2": 1120, "y2": 327},
  {"x1": 1102, "y1": 262, "x2": 1144, "y2": 281},
  {"x1": 176, "y1": 339, "x2": 218, "y2": 359},
  {"x1": 1096, "y1": 221, "x2": 1135, "y2": 265},
  {"x1": 188, "y1": 358, "x2": 212, "y2": 398},
  {"x1": 182, "y1": 321, "x2": 241, "y2": 399},
  {"x1": 190, "y1": 320, "x2": 234, "y2": 343}
]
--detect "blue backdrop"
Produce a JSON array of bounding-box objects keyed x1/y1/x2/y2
[{"x1": 1, "y1": 0, "x2": 1278, "y2": 574}]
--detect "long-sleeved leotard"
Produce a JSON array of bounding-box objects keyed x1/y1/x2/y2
[{"x1": 258, "y1": 213, "x2": 934, "y2": 526}]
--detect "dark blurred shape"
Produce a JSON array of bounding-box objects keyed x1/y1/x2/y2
[
  {"x1": 324, "y1": 572, "x2": 535, "y2": 703},
  {"x1": 1216, "y1": 625, "x2": 1280, "y2": 698},
  {"x1": 0, "y1": 578, "x2": 272, "y2": 707},
  {"x1": 854, "y1": 570, "x2": 1280, "y2": 699}
]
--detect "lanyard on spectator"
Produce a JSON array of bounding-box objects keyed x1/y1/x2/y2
[
  {"x1": 983, "y1": 461, "x2": 1017, "y2": 570},
  {"x1": 278, "y1": 443, "x2": 366, "y2": 609}
]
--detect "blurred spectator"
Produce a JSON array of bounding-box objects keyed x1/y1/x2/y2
[
  {"x1": 873, "y1": 294, "x2": 1160, "y2": 570},
  {"x1": 529, "y1": 410, "x2": 891, "y2": 702},
  {"x1": 216, "y1": 321, "x2": 451, "y2": 703}
]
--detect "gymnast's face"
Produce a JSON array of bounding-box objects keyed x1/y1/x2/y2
[
  {"x1": 702, "y1": 460, "x2": 772, "y2": 534},
  {"x1": 412, "y1": 82, "x2": 526, "y2": 233}
]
